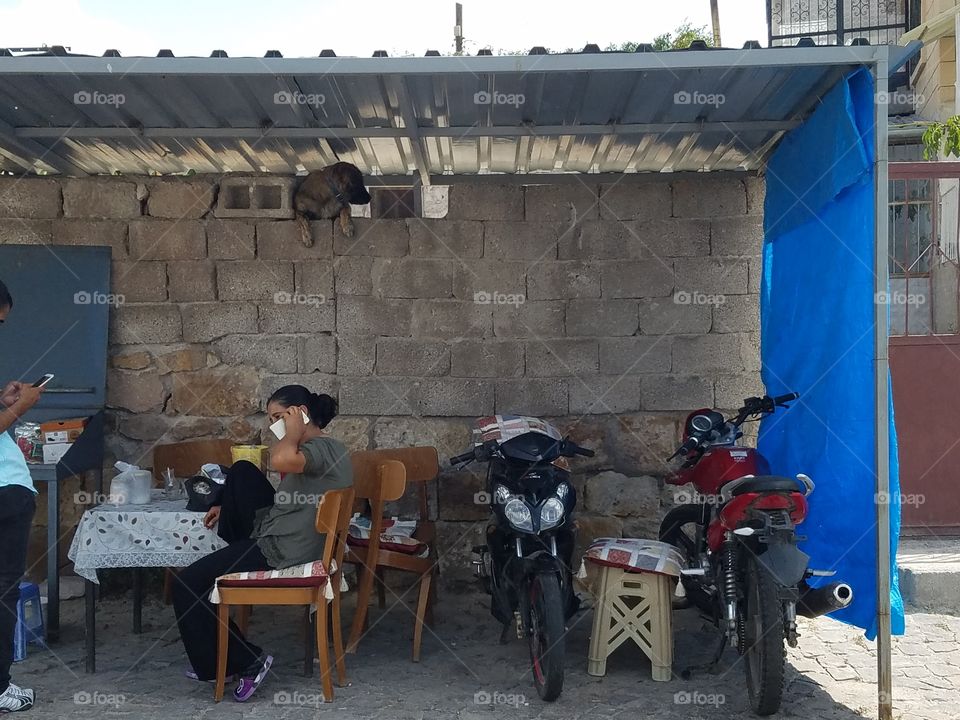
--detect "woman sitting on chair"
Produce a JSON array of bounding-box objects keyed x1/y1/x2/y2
[{"x1": 172, "y1": 385, "x2": 352, "y2": 702}]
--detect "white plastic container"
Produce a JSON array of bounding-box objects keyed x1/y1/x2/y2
[{"x1": 109, "y1": 469, "x2": 153, "y2": 505}]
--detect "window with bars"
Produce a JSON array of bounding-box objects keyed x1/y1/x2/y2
[{"x1": 889, "y1": 178, "x2": 934, "y2": 277}]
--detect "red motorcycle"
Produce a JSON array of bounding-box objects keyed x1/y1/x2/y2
[{"x1": 659, "y1": 393, "x2": 853, "y2": 716}]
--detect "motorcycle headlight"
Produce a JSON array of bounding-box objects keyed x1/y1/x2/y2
[
  {"x1": 503, "y1": 498, "x2": 534, "y2": 532},
  {"x1": 540, "y1": 497, "x2": 565, "y2": 529}
]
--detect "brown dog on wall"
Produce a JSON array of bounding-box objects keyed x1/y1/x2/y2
[{"x1": 293, "y1": 161, "x2": 372, "y2": 247}]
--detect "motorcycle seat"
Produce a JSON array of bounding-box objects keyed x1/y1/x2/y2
[{"x1": 728, "y1": 475, "x2": 802, "y2": 496}]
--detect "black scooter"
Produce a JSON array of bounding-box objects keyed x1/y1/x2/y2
[{"x1": 450, "y1": 414, "x2": 593, "y2": 701}]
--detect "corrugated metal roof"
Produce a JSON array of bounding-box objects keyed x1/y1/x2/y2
[{"x1": 0, "y1": 44, "x2": 907, "y2": 178}]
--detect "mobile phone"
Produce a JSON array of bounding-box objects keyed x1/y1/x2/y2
[
  {"x1": 33, "y1": 374, "x2": 54, "y2": 388},
  {"x1": 269, "y1": 410, "x2": 311, "y2": 441}
]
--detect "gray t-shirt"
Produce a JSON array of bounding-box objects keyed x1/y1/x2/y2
[{"x1": 253, "y1": 436, "x2": 353, "y2": 569}]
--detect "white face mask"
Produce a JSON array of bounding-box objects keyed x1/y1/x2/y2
[{"x1": 269, "y1": 409, "x2": 311, "y2": 440}]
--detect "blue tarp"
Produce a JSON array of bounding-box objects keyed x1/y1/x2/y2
[{"x1": 759, "y1": 67, "x2": 905, "y2": 638}]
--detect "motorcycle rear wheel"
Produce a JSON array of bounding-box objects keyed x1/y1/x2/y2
[
  {"x1": 743, "y1": 556, "x2": 786, "y2": 716},
  {"x1": 527, "y1": 573, "x2": 565, "y2": 701}
]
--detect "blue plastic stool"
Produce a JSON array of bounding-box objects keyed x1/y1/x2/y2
[{"x1": 13, "y1": 582, "x2": 45, "y2": 662}]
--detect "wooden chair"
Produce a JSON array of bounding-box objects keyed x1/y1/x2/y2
[
  {"x1": 213, "y1": 486, "x2": 355, "y2": 703},
  {"x1": 154, "y1": 439, "x2": 234, "y2": 604},
  {"x1": 152, "y1": 438, "x2": 234, "y2": 485},
  {"x1": 345, "y1": 448, "x2": 439, "y2": 662}
]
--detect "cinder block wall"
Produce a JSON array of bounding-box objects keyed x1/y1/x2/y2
[{"x1": 0, "y1": 173, "x2": 764, "y2": 586}]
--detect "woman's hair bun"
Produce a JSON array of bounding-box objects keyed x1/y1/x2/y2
[{"x1": 308, "y1": 392, "x2": 338, "y2": 429}]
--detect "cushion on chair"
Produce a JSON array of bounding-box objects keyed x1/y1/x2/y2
[
  {"x1": 347, "y1": 515, "x2": 428, "y2": 556},
  {"x1": 210, "y1": 560, "x2": 334, "y2": 604},
  {"x1": 583, "y1": 538, "x2": 684, "y2": 577},
  {"x1": 347, "y1": 533, "x2": 428, "y2": 556}
]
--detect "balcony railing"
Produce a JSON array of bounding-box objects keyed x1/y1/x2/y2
[{"x1": 767, "y1": 0, "x2": 915, "y2": 47}]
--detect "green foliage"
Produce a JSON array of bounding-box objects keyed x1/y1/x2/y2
[
  {"x1": 650, "y1": 22, "x2": 714, "y2": 51},
  {"x1": 922, "y1": 117, "x2": 960, "y2": 159},
  {"x1": 604, "y1": 41, "x2": 641, "y2": 52}
]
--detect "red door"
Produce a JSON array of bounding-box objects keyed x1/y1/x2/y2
[{"x1": 890, "y1": 335, "x2": 960, "y2": 534}]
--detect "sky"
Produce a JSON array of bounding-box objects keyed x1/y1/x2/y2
[{"x1": 0, "y1": 0, "x2": 769, "y2": 57}]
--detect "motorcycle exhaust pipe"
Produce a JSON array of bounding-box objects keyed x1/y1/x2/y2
[{"x1": 797, "y1": 582, "x2": 853, "y2": 619}]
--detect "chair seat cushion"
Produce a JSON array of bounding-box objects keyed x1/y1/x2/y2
[
  {"x1": 348, "y1": 515, "x2": 427, "y2": 555},
  {"x1": 584, "y1": 538, "x2": 684, "y2": 577},
  {"x1": 347, "y1": 533, "x2": 428, "y2": 556},
  {"x1": 216, "y1": 560, "x2": 330, "y2": 589}
]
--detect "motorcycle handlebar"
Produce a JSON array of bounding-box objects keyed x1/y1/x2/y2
[
  {"x1": 668, "y1": 392, "x2": 800, "y2": 460},
  {"x1": 773, "y1": 392, "x2": 800, "y2": 406},
  {"x1": 449, "y1": 450, "x2": 476, "y2": 466},
  {"x1": 568, "y1": 443, "x2": 595, "y2": 458}
]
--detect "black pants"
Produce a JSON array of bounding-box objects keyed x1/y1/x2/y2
[
  {"x1": 172, "y1": 461, "x2": 276, "y2": 681},
  {"x1": 0, "y1": 486, "x2": 36, "y2": 693}
]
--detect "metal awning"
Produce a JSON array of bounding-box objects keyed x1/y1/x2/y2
[{"x1": 0, "y1": 44, "x2": 912, "y2": 178}]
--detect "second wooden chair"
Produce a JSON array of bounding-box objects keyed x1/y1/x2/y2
[{"x1": 344, "y1": 448, "x2": 439, "y2": 661}]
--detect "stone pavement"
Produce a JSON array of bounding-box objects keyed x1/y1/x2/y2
[{"x1": 13, "y1": 589, "x2": 959, "y2": 719}]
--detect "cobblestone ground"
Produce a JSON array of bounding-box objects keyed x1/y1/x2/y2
[{"x1": 14, "y1": 589, "x2": 958, "y2": 719}]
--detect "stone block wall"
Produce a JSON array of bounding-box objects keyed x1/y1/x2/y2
[{"x1": 0, "y1": 173, "x2": 765, "y2": 586}]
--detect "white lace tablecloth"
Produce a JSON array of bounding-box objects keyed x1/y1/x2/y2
[{"x1": 68, "y1": 490, "x2": 226, "y2": 583}]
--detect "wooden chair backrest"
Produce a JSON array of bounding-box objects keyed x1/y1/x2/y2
[
  {"x1": 152, "y1": 439, "x2": 234, "y2": 485},
  {"x1": 349, "y1": 447, "x2": 439, "y2": 522},
  {"x1": 331, "y1": 486, "x2": 356, "y2": 573},
  {"x1": 315, "y1": 487, "x2": 353, "y2": 568}
]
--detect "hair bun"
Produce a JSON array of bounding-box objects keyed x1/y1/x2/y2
[{"x1": 309, "y1": 392, "x2": 338, "y2": 428}]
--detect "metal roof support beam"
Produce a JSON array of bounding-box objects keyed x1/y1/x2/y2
[
  {"x1": 0, "y1": 118, "x2": 88, "y2": 175},
  {"x1": 17, "y1": 120, "x2": 799, "y2": 141},
  {"x1": 353, "y1": 170, "x2": 758, "y2": 186},
  {"x1": 392, "y1": 77, "x2": 431, "y2": 186}
]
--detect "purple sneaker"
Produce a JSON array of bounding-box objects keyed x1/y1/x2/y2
[{"x1": 233, "y1": 654, "x2": 273, "y2": 702}]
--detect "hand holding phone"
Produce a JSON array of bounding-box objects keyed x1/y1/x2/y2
[{"x1": 269, "y1": 409, "x2": 311, "y2": 440}]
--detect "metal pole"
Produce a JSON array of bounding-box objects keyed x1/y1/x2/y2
[
  {"x1": 455, "y1": 3, "x2": 463, "y2": 55},
  {"x1": 874, "y1": 52, "x2": 894, "y2": 720},
  {"x1": 710, "y1": 0, "x2": 722, "y2": 46}
]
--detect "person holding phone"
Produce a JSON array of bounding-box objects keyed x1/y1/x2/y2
[
  {"x1": 172, "y1": 384, "x2": 352, "y2": 702},
  {"x1": 0, "y1": 280, "x2": 43, "y2": 713}
]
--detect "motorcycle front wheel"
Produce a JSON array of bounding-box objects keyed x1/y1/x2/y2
[
  {"x1": 527, "y1": 572, "x2": 565, "y2": 701},
  {"x1": 743, "y1": 556, "x2": 786, "y2": 716}
]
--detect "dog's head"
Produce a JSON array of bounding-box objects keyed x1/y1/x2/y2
[{"x1": 332, "y1": 162, "x2": 371, "y2": 206}]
